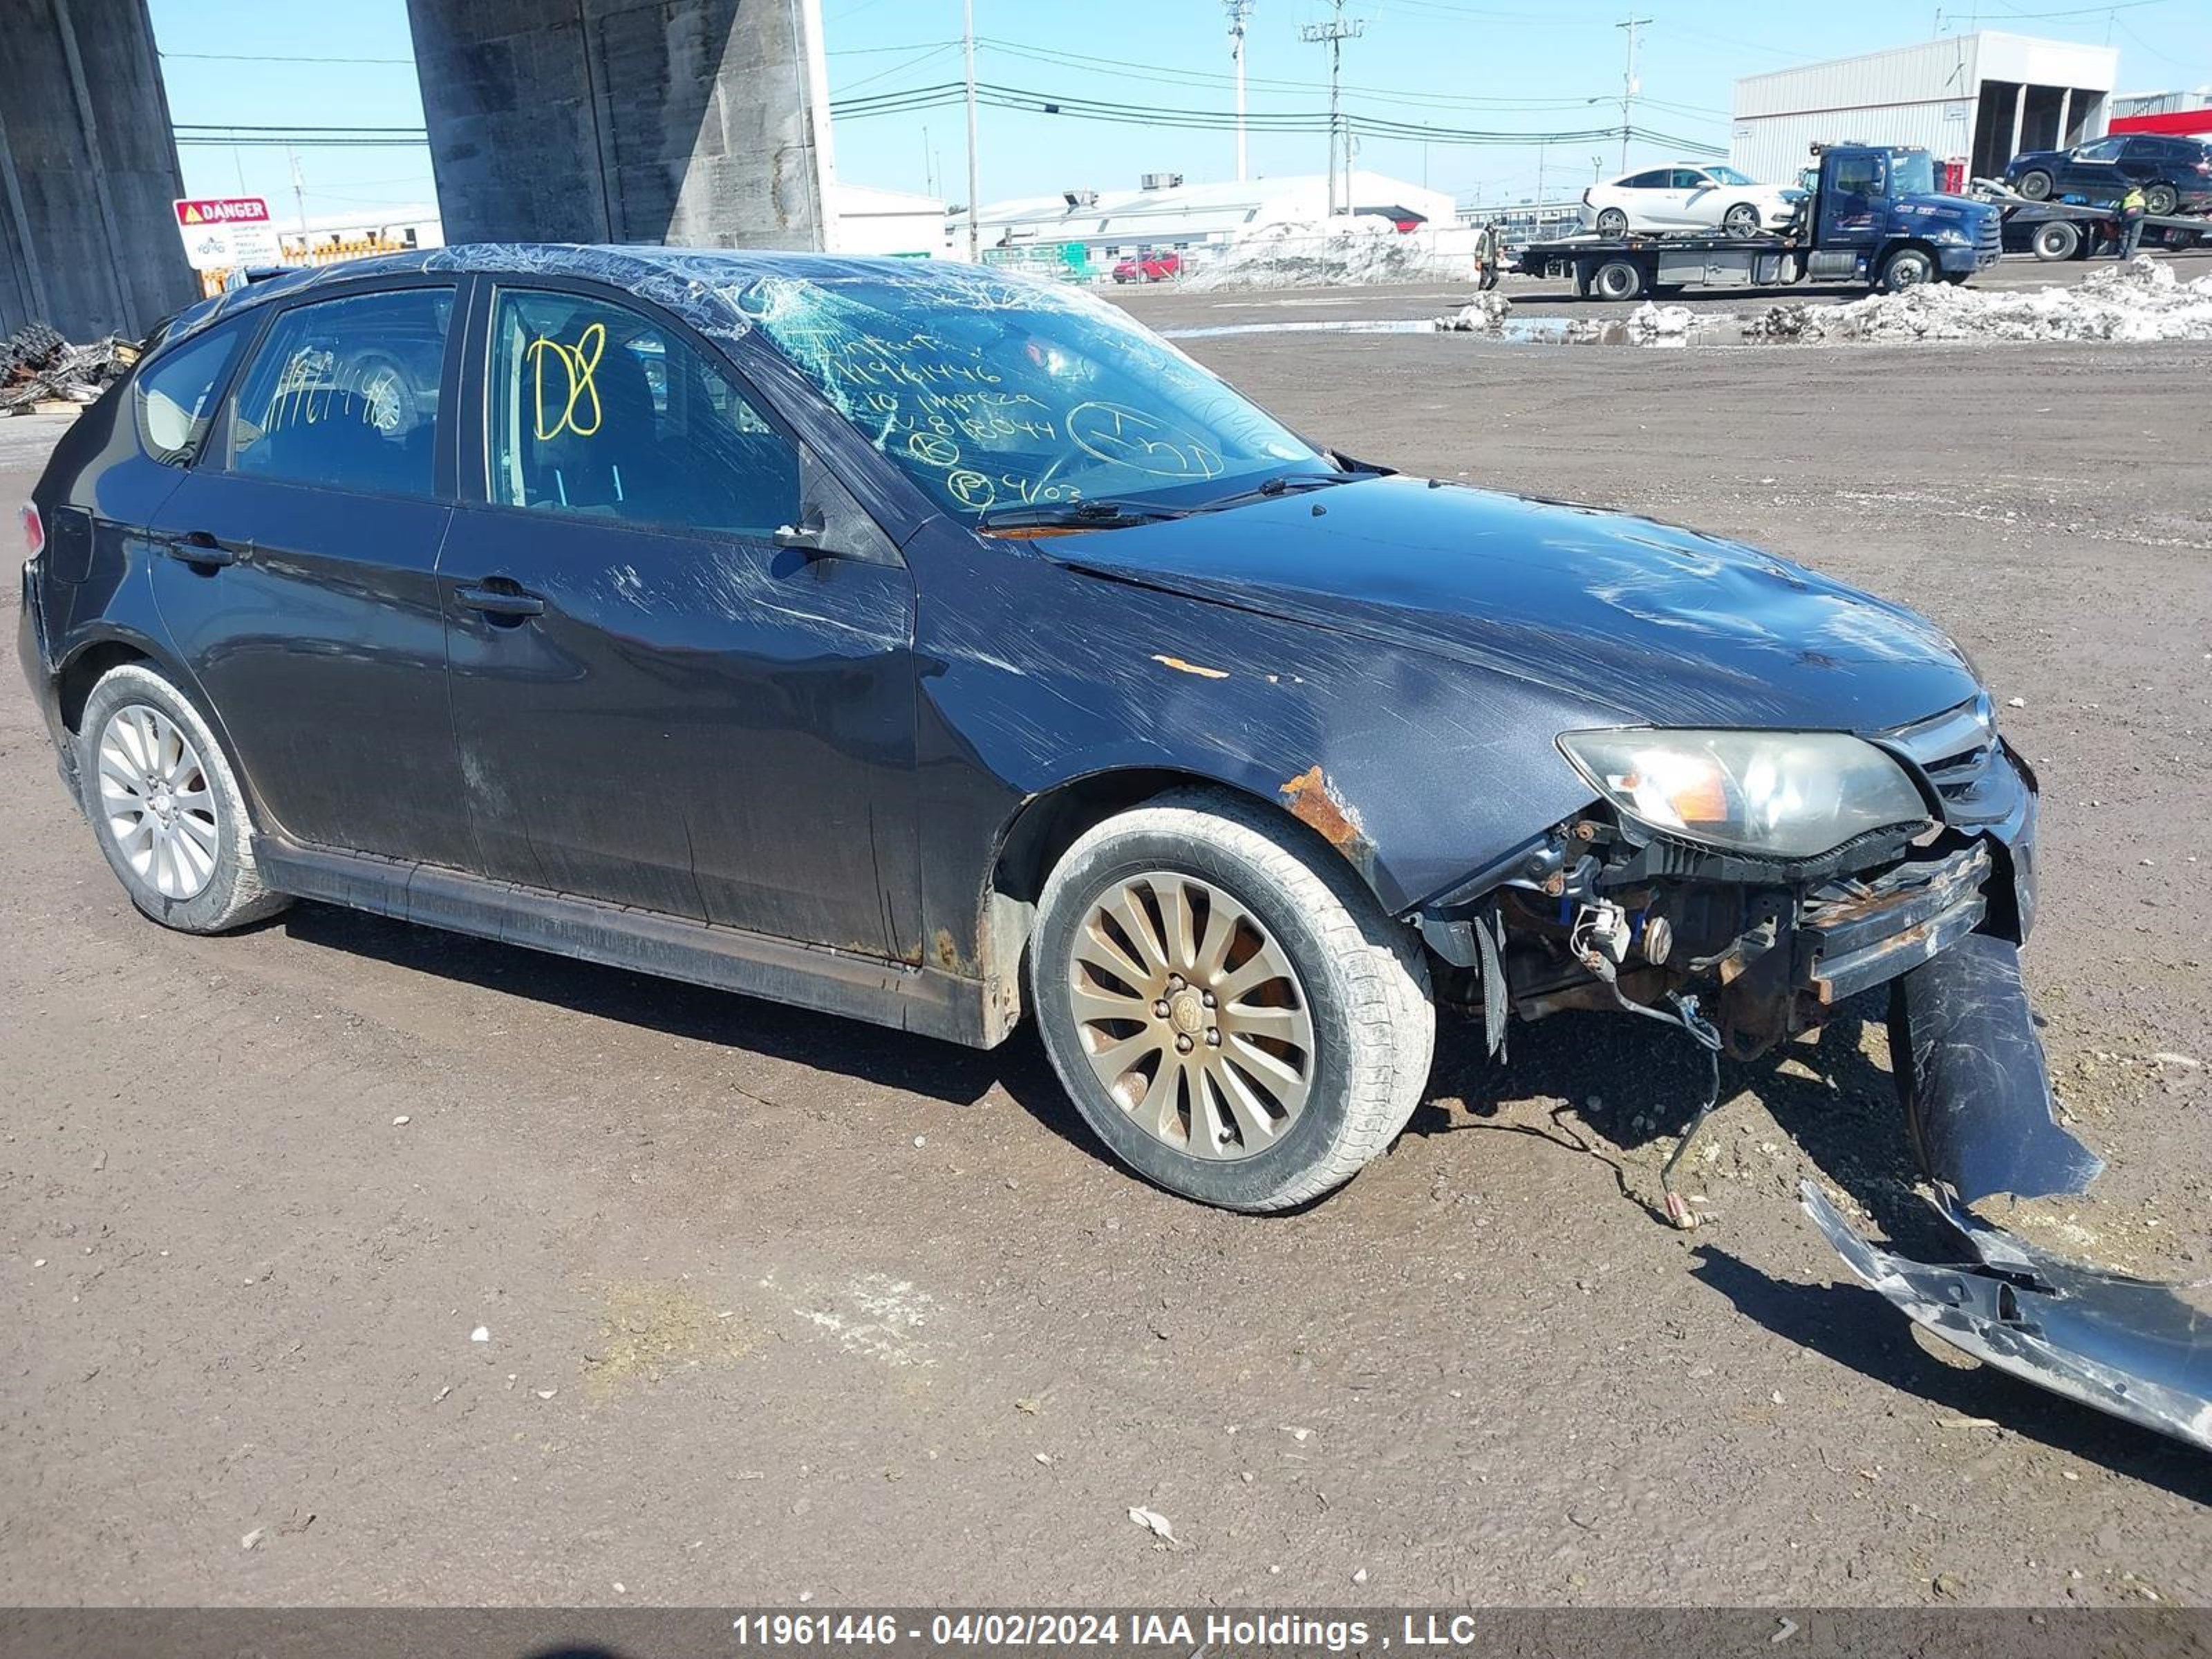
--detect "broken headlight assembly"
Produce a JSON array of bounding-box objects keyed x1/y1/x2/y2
[{"x1": 1557, "y1": 729, "x2": 1931, "y2": 861}]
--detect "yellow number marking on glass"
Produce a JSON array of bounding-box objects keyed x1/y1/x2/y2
[{"x1": 526, "y1": 322, "x2": 606, "y2": 440}]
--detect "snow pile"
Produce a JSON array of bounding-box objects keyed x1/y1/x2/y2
[
  {"x1": 1435, "y1": 292, "x2": 1512, "y2": 331},
  {"x1": 1181, "y1": 217, "x2": 1458, "y2": 292},
  {"x1": 1626, "y1": 301, "x2": 1697, "y2": 344},
  {"x1": 1743, "y1": 256, "x2": 2212, "y2": 345}
]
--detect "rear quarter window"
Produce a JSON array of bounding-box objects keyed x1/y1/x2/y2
[{"x1": 132, "y1": 317, "x2": 252, "y2": 466}]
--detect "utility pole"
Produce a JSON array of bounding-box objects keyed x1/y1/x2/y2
[
  {"x1": 963, "y1": 0, "x2": 980, "y2": 261},
  {"x1": 288, "y1": 144, "x2": 308, "y2": 237},
  {"x1": 1300, "y1": 0, "x2": 1363, "y2": 216},
  {"x1": 1616, "y1": 14, "x2": 1651, "y2": 173},
  {"x1": 1225, "y1": 0, "x2": 1254, "y2": 184}
]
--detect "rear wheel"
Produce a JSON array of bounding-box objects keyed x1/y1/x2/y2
[
  {"x1": 2016, "y1": 169, "x2": 2054, "y2": 201},
  {"x1": 1594, "y1": 207, "x2": 1629, "y2": 238},
  {"x1": 1591, "y1": 258, "x2": 1644, "y2": 301},
  {"x1": 1031, "y1": 790, "x2": 1433, "y2": 1212},
  {"x1": 1880, "y1": 246, "x2": 1936, "y2": 292},
  {"x1": 2031, "y1": 219, "x2": 2081, "y2": 261},
  {"x1": 2144, "y1": 182, "x2": 2180, "y2": 217},
  {"x1": 75, "y1": 663, "x2": 289, "y2": 935},
  {"x1": 1721, "y1": 201, "x2": 1762, "y2": 236}
]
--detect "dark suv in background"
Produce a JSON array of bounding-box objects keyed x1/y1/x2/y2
[{"x1": 2003, "y1": 131, "x2": 2212, "y2": 215}]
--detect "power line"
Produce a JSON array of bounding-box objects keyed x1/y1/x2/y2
[{"x1": 832, "y1": 79, "x2": 1725, "y2": 153}]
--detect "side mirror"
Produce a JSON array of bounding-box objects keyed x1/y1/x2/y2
[{"x1": 773, "y1": 516, "x2": 828, "y2": 557}]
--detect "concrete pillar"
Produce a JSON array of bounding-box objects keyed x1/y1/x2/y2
[
  {"x1": 405, "y1": 0, "x2": 839, "y2": 251},
  {"x1": 2009, "y1": 83, "x2": 2027, "y2": 166},
  {"x1": 0, "y1": 0, "x2": 196, "y2": 339},
  {"x1": 2056, "y1": 88, "x2": 2074, "y2": 149}
]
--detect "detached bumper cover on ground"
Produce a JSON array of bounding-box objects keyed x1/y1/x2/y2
[
  {"x1": 1806, "y1": 934, "x2": 2212, "y2": 1450},
  {"x1": 1805, "y1": 1186, "x2": 2212, "y2": 1452}
]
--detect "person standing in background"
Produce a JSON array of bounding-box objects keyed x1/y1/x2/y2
[{"x1": 2117, "y1": 182, "x2": 2148, "y2": 261}]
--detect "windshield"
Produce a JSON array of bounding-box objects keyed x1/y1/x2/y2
[
  {"x1": 1705, "y1": 165, "x2": 1756, "y2": 186},
  {"x1": 1891, "y1": 152, "x2": 1937, "y2": 195},
  {"x1": 734, "y1": 270, "x2": 1326, "y2": 522}
]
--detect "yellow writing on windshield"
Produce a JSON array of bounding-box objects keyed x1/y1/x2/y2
[{"x1": 526, "y1": 322, "x2": 606, "y2": 440}]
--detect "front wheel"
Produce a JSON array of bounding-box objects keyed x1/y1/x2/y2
[
  {"x1": 1721, "y1": 201, "x2": 1762, "y2": 236},
  {"x1": 1880, "y1": 247, "x2": 1936, "y2": 292},
  {"x1": 2016, "y1": 169, "x2": 2054, "y2": 201},
  {"x1": 1031, "y1": 791, "x2": 1434, "y2": 1212},
  {"x1": 76, "y1": 662, "x2": 290, "y2": 934},
  {"x1": 2144, "y1": 183, "x2": 2179, "y2": 216}
]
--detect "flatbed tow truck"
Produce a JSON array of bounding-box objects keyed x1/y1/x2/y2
[
  {"x1": 1967, "y1": 178, "x2": 2212, "y2": 261},
  {"x1": 1514, "y1": 144, "x2": 2003, "y2": 301}
]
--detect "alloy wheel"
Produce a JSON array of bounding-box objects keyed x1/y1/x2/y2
[
  {"x1": 1067, "y1": 871, "x2": 1315, "y2": 1161},
  {"x1": 97, "y1": 703, "x2": 218, "y2": 900}
]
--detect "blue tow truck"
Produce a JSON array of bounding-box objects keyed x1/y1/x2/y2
[{"x1": 1513, "y1": 144, "x2": 2004, "y2": 301}]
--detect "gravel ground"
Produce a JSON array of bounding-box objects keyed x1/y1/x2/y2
[{"x1": 3, "y1": 256, "x2": 2209, "y2": 1608}]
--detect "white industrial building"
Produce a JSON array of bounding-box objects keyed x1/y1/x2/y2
[
  {"x1": 830, "y1": 182, "x2": 947, "y2": 258},
  {"x1": 1732, "y1": 32, "x2": 2119, "y2": 186},
  {"x1": 951, "y1": 170, "x2": 1456, "y2": 265}
]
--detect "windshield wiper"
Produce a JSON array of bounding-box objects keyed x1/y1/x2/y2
[
  {"x1": 975, "y1": 498, "x2": 1185, "y2": 532},
  {"x1": 1195, "y1": 472, "x2": 1360, "y2": 513}
]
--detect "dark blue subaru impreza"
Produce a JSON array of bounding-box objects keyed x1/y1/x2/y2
[{"x1": 17, "y1": 247, "x2": 2200, "y2": 1445}]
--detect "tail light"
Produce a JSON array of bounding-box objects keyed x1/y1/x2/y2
[{"x1": 19, "y1": 503, "x2": 41, "y2": 563}]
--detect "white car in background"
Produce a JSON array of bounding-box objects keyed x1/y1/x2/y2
[{"x1": 1580, "y1": 164, "x2": 1803, "y2": 238}]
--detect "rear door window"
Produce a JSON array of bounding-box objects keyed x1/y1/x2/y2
[
  {"x1": 225, "y1": 287, "x2": 453, "y2": 498},
  {"x1": 484, "y1": 288, "x2": 799, "y2": 538},
  {"x1": 1621, "y1": 170, "x2": 1672, "y2": 190},
  {"x1": 133, "y1": 317, "x2": 251, "y2": 465}
]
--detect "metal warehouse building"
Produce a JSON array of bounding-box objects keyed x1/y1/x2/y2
[{"x1": 1731, "y1": 32, "x2": 2119, "y2": 186}]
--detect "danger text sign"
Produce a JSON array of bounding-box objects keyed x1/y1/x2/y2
[
  {"x1": 174, "y1": 196, "x2": 272, "y2": 227},
  {"x1": 172, "y1": 196, "x2": 282, "y2": 272}
]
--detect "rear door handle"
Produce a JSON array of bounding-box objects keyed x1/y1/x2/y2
[
  {"x1": 160, "y1": 529, "x2": 243, "y2": 568},
  {"x1": 454, "y1": 581, "x2": 546, "y2": 619}
]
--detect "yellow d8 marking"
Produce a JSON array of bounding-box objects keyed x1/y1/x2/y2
[{"x1": 526, "y1": 322, "x2": 606, "y2": 440}]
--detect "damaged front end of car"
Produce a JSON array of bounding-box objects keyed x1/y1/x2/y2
[{"x1": 1415, "y1": 693, "x2": 2212, "y2": 1452}]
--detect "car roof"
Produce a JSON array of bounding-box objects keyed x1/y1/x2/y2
[{"x1": 159, "y1": 245, "x2": 1047, "y2": 354}]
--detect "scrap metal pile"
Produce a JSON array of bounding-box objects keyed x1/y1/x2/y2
[{"x1": 1, "y1": 322, "x2": 136, "y2": 415}]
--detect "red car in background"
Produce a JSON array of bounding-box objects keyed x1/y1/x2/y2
[{"x1": 1111, "y1": 250, "x2": 1181, "y2": 283}]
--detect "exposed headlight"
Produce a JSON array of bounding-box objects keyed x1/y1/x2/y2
[{"x1": 1559, "y1": 729, "x2": 1932, "y2": 860}]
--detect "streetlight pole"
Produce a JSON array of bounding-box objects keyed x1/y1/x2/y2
[
  {"x1": 1226, "y1": 0, "x2": 1253, "y2": 184},
  {"x1": 964, "y1": 0, "x2": 980, "y2": 261},
  {"x1": 1617, "y1": 14, "x2": 1651, "y2": 173},
  {"x1": 1300, "y1": 1, "x2": 1364, "y2": 216}
]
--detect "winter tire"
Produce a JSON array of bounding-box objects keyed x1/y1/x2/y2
[
  {"x1": 76, "y1": 662, "x2": 290, "y2": 935},
  {"x1": 1031, "y1": 789, "x2": 1434, "y2": 1212}
]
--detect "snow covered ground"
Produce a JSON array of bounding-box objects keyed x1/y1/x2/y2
[{"x1": 1432, "y1": 257, "x2": 2212, "y2": 348}]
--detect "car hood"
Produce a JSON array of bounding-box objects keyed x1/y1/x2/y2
[{"x1": 1056, "y1": 476, "x2": 1980, "y2": 731}]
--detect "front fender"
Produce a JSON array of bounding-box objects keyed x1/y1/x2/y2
[{"x1": 912, "y1": 533, "x2": 1619, "y2": 950}]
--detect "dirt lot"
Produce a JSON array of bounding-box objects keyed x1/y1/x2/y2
[{"x1": 3, "y1": 257, "x2": 2209, "y2": 1609}]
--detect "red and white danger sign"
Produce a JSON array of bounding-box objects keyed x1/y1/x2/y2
[
  {"x1": 172, "y1": 196, "x2": 282, "y2": 271},
  {"x1": 174, "y1": 196, "x2": 272, "y2": 228}
]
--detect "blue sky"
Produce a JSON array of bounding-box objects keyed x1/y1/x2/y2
[{"x1": 152, "y1": 0, "x2": 2212, "y2": 221}]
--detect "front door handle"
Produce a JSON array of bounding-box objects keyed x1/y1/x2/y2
[
  {"x1": 160, "y1": 530, "x2": 242, "y2": 568},
  {"x1": 454, "y1": 581, "x2": 546, "y2": 619}
]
